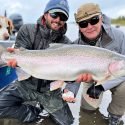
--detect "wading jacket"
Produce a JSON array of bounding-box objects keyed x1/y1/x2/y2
[{"x1": 14, "y1": 16, "x2": 72, "y2": 92}]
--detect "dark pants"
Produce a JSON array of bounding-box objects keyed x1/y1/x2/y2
[{"x1": 0, "y1": 82, "x2": 74, "y2": 125}]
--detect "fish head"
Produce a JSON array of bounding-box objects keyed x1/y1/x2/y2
[{"x1": 109, "y1": 60, "x2": 125, "y2": 77}]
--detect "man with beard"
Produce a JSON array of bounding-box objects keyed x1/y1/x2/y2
[{"x1": 0, "y1": 0, "x2": 74, "y2": 125}]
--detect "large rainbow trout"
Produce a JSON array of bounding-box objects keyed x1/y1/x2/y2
[{"x1": 0, "y1": 44, "x2": 125, "y2": 85}]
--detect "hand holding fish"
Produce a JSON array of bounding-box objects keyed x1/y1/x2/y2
[
  {"x1": 7, "y1": 47, "x2": 15, "y2": 53},
  {"x1": 76, "y1": 73, "x2": 93, "y2": 83},
  {"x1": 7, "y1": 59, "x2": 17, "y2": 68},
  {"x1": 1, "y1": 44, "x2": 125, "y2": 85},
  {"x1": 62, "y1": 73, "x2": 93, "y2": 102},
  {"x1": 6, "y1": 47, "x2": 17, "y2": 68}
]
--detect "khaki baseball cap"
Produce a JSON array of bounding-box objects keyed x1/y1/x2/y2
[{"x1": 75, "y1": 3, "x2": 101, "y2": 23}]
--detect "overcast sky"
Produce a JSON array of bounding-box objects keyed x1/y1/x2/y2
[{"x1": 0, "y1": 0, "x2": 125, "y2": 23}]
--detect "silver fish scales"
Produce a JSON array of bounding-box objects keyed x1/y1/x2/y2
[{"x1": 0, "y1": 44, "x2": 125, "y2": 85}]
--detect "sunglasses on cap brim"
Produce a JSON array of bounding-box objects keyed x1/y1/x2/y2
[
  {"x1": 78, "y1": 15, "x2": 100, "y2": 28},
  {"x1": 49, "y1": 12, "x2": 68, "y2": 21}
]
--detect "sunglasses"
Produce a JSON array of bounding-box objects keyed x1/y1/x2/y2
[
  {"x1": 78, "y1": 16, "x2": 100, "y2": 28},
  {"x1": 49, "y1": 12, "x2": 68, "y2": 21}
]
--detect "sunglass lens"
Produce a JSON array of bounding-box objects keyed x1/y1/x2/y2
[
  {"x1": 60, "y1": 14, "x2": 68, "y2": 21},
  {"x1": 78, "y1": 21, "x2": 88, "y2": 28},
  {"x1": 90, "y1": 16, "x2": 99, "y2": 25},
  {"x1": 78, "y1": 16, "x2": 100, "y2": 28},
  {"x1": 50, "y1": 13, "x2": 58, "y2": 19},
  {"x1": 49, "y1": 12, "x2": 68, "y2": 21}
]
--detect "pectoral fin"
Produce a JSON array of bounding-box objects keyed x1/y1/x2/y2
[
  {"x1": 49, "y1": 43, "x2": 66, "y2": 49},
  {"x1": 50, "y1": 80, "x2": 64, "y2": 91},
  {"x1": 16, "y1": 67, "x2": 31, "y2": 81}
]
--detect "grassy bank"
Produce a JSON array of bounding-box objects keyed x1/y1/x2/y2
[{"x1": 111, "y1": 17, "x2": 125, "y2": 26}]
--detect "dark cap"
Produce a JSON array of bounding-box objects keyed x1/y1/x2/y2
[{"x1": 44, "y1": 0, "x2": 69, "y2": 18}]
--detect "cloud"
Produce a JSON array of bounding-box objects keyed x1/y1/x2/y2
[
  {"x1": 117, "y1": 9, "x2": 125, "y2": 17},
  {"x1": 0, "y1": 0, "x2": 125, "y2": 23}
]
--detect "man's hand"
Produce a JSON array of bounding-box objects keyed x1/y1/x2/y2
[
  {"x1": 76, "y1": 73, "x2": 93, "y2": 83},
  {"x1": 87, "y1": 84, "x2": 104, "y2": 99},
  {"x1": 7, "y1": 47, "x2": 17, "y2": 68},
  {"x1": 7, "y1": 47, "x2": 15, "y2": 53},
  {"x1": 62, "y1": 89, "x2": 76, "y2": 103}
]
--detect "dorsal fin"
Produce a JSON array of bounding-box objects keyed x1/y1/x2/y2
[{"x1": 48, "y1": 43, "x2": 67, "y2": 49}]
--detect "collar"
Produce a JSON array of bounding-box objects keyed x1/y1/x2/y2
[
  {"x1": 79, "y1": 26, "x2": 112, "y2": 47},
  {"x1": 100, "y1": 26, "x2": 112, "y2": 47}
]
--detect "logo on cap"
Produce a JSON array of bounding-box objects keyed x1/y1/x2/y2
[{"x1": 60, "y1": 0, "x2": 67, "y2": 6}]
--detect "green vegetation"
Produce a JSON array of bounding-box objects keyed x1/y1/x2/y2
[{"x1": 111, "y1": 16, "x2": 125, "y2": 26}]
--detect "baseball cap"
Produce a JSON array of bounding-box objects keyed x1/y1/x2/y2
[
  {"x1": 49, "y1": 9, "x2": 68, "y2": 18},
  {"x1": 44, "y1": 0, "x2": 69, "y2": 18},
  {"x1": 75, "y1": 3, "x2": 101, "y2": 22}
]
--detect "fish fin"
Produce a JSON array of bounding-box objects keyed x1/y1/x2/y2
[
  {"x1": 50, "y1": 80, "x2": 64, "y2": 91},
  {"x1": 95, "y1": 81, "x2": 104, "y2": 86},
  {"x1": 0, "y1": 45, "x2": 6, "y2": 66},
  {"x1": 0, "y1": 44, "x2": 6, "y2": 52},
  {"x1": 95, "y1": 74, "x2": 118, "y2": 86},
  {"x1": 49, "y1": 43, "x2": 67, "y2": 49},
  {"x1": 19, "y1": 47, "x2": 27, "y2": 51},
  {"x1": 16, "y1": 67, "x2": 31, "y2": 81},
  {"x1": 0, "y1": 62, "x2": 6, "y2": 67},
  {"x1": 13, "y1": 47, "x2": 27, "y2": 53}
]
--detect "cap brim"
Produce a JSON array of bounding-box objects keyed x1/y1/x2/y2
[
  {"x1": 77, "y1": 13, "x2": 100, "y2": 22},
  {"x1": 49, "y1": 9, "x2": 68, "y2": 18}
]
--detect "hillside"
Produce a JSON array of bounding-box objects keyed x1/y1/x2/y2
[{"x1": 111, "y1": 16, "x2": 125, "y2": 26}]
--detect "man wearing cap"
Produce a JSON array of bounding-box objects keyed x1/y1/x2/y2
[
  {"x1": 0, "y1": 0, "x2": 74, "y2": 124},
  {"x1": 63, "y1": 3, "x2": 125, "y2": 125}
]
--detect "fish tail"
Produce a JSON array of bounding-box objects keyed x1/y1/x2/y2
[
  {"x1": 0, "y1": 45, "x2": 6, "y2": 66},
  {"x1": 0, "y1": 45, "x2": 5, "y2": 55}
]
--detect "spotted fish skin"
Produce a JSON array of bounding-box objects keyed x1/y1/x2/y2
[{"x1": 0, "y1": 44, "x2": 125, "y2": 85}]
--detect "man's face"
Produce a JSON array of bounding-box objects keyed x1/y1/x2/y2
[
  {"x1": 44, "y1": 12, "x2": 67, "y2": 31},
  {"x1": 78, "y1": 15, "x2": 102, "y2": 40}
]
